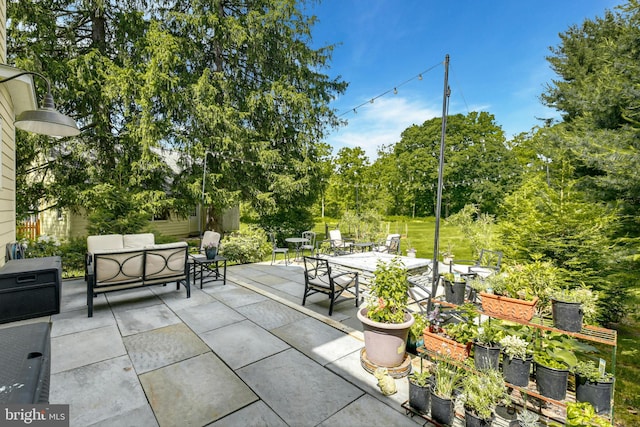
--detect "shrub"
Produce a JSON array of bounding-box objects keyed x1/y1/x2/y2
[{"x1": 220, "y1": 227, "x2": 271, "y2": 264}]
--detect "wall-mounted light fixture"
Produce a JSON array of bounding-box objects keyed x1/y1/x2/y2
[{"x1": 0, "y1": 70, "x2": 80, "y2": 137}]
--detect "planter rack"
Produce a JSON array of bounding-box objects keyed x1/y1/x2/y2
[{"x1": 414, "y1": 298, "x2": 618, "y2": 425}]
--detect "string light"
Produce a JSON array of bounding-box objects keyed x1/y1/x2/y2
[{"x1": 338, "y1": 61, "x2": 442, "y2": 118}]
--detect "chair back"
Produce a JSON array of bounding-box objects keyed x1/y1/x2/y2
[
  {"x1": 200, "y1": 231, "x2": 221, "y2": 251},
  {"x1": 328, "y1": 229, "x2": 344, "y2": 246},
  {"x1": 388, "y1": 235, "x2": 401, "y2": 254},
  {"x1": 269, "y1": 232, "x2": 279, "y2": 248},
  {"x1": 478, "y1": 249, "x2": 503, "y2": 271},
  {"x1": 302, "y1": 231, "x2": 316, "y2": 247},
  {"x1": 303, "y1": 256, "x2": 330, "y2": 280}
]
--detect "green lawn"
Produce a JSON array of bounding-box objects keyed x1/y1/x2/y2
[{"x1": 314, "y1": 216, "x2": 474, "y2": 260}]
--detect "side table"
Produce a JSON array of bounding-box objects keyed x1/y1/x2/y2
[{"x1": 191, "y1": 256, "x2": 227, "y2": 289}]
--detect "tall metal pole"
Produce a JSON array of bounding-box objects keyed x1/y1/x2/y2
[
  {"x1": 200, "y1": 151, "x2": 215, "y2": 245},
  {"x1": 430, "y1": 55, "x2": 451, "y2": 310}
]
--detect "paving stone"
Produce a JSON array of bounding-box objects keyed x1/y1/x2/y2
[
  {"x1": 87, "y1": 404, "x2": 158, "y2": 427},
  {"x1": 207, "y1": 401, "x2": 286, "y2": 427},
  {"x1": 153, "y1": 285, "x2": 216, "y2": 311},
  {"x1": 139, "y1": 353, "x2": 257, "y2": 427},
  {"x1": 175, "y1": 301, "x2": 245, "y2": 334},
  {"x1": 236, "y1": 299, "x2": 306, "y2": 330},
  {"x1": 106, "y1": 287, "x2": 164, "y2": 312},
  {"x1": 51, "y1": 325, "x2": 126, "y2": 374},
  {"x1": 199, "y1": 319, "x2": 289, "y2": 369},
  {"x1": 237, "y1": 348, "x2": 363, "y2": 427},
  {"x1": 114, "y1": 303, "x2": 182, "y2": 336},
  {"x1": 51, "y1": 305, "x2": 116, "y2": 338},
  {"x1": 317, "y1": 394, "x2": 422, "y2": 426},
  {"x1": 50, "y1": 355, "x2": 148, "y2": 427},
  {"x1": 203, "y1": 285, "x2": 268, "y2": 308},
  {"x1": 123, "y1": 323, "x2": 210, "y2": 374},
  {"x1": 272, "y1": 317, "x2": 363, "y2": 366}
]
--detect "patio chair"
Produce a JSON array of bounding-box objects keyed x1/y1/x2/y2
[
  {"x1": 455, "y1": 249, "x2": 503, "y2": 279},
  {"x1": 302, "y1": 256, "x2": 359, "y2": 316},
  {"x1": 300, "y1": 231, "x2": 316, "y2": 256},
  {"x1": 190, "y1": 231, "x2": 221, "y2": 261},
  {"x1": 407, "y1": 265, "x2": 435, "y2": 314},
  {"x1": 328, "y1": 229, "x2": 354, "y2": 255},
  {"x1": 373, "y1": 234, "x2": 401, "y2": 255},
  {"x1": 269, "y1": 233, "x2": 289, "y2": 265}
]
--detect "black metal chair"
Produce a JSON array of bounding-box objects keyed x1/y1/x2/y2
[
  {"x1": 302, "y1": 256, "x2": 359, "y2": 316},
  {"x1": 457, "y1": 249, "x2": 503, "y2": 279}
]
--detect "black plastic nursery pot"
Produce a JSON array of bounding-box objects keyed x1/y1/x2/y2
[
  {"x1": 408, "y1": 381, "x2": 430, "y2": 414},
  {"x1": 575, "y1": 374, "x2": 613, "y2": 415},
  {"x1": 535, "y1": 363, "x2": 569, "y2": 401},
  {"x1": 502, "y1": 355, "x2": 532, "y2": 387},
  {"x1": 551, "y1": 299, "x2": 583, "y2": 332},
  {"x1": 430, "y1": 391, "x2": 454, "y2": 426},
  {"x1": 474, "y1": 342, "x2": 501, "y2": 371},
  {"x1": 444, "y1": 280, "x2": 466, "y2": 305},
  {"x1": 464, "y1": 409, "x2": 493, "y2": 427}
]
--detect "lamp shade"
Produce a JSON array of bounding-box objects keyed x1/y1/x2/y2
[
  {"x1": 0, "y1": 71, "x2": 81, "y2": 137},
  {"x1": 15, "y1": 108, "x2": 80, "y2": 137},
  {"x1": 14, "y1": 92, "x2": 80, "y2": 137}
]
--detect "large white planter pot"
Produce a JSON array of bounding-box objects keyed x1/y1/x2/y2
[{"x1": 357, "y1": 308, "x2": 414, "y2": 367}]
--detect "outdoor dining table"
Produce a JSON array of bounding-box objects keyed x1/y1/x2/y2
[
  {"x1": 285, "y1": 237, "x2": 309, "y2": 261},
  {"x1": 323, "y1": 252, "x2": 433, "y2": 284}
]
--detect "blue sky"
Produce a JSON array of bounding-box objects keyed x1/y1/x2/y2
[{"x1": 305, "y1": 0, "x2": 625, "y2": 161}]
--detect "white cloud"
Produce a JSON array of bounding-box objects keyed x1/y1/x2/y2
[{"x1": 327, "y1": 96, "x2": 440, "y2": 161}]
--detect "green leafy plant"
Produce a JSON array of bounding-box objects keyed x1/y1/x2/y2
[
  {"x1": 499, "y1": 335, "x2": 532, "y2": 360},
  {"x1": 517, "y1": 409, "x2": 541, "y2": 427},
  {"x1": 441, "y1": 303, "x2": 479, "y2": 344},
  {"x1": 409, "y1": 313, "x2": 428, "y2": 342},
  {"x1": 408, "y1": 369, "x2": 431, "y2": 387},
  {"x1": 441, "y1": 272, "x2": 464, "y2": 283},
  {"x1": 564, "y1": 402, "x2": 610, "y2": 427},
  {"x1": 461, "y1": 368, "x2": 511, "y2": 420},
  {"x1": 431, "y1": 358, "x2": 464, "y2": 399},
  {"x1": 573, "y1": 360, "x2": 614, "y2": 383},
  {"x1": 475, "y1": 319, "x2": 505, "y2": 346},
  {"x1": 533, "y1": 332, "x2": 596, "y2": 371},
  {"x1": 218, "y1": 226, "x2": 271, "y2": 264},
  {"x1": 365, "y1": 257, "x2": 409, "y2": 323}
]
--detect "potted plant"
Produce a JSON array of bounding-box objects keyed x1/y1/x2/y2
[
  {"x1": 430, "y1": 357, "x2": 464, "y2": 426},
  {"x1": 424, "y1": 303, "x2": 477, "y2": 361},
  {"x1": 408, "y1": 368, "x2": 431, "y2": 414},
  {"x1": 357, "y1": 257, "x2": 414, "y2": 368},
  {"x1": 442, "y1": 242, "x2": 455, "y2": 265},
  {"x1": 499, "y1": 333, "x2": 533, "y2": 387},
  {"x1": 473, "y1": 320, "x2": 505, "y2": 371},
  {"x1": 551, "y1": 286, "x2": 599, "y2": 333},
  {"x1": 472, "y1": 259, "x2": 560, "y2": 322},
  {"x1": 442, "y1": 272, "x2": 466, "y2": 305},
  {"x1": 532, "y1": 332, "x2": 591, "y2": 401},
  {"x1": 461, "y1": 368, "x2": 511, "y2": 427},
  {"x1": 204, "y1": 242, "x2": 218, "y2": 259},
  {"x1": 573, "y1": 360, "x2": 614, "y2": 415}
]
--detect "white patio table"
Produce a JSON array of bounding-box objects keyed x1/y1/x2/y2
[{"x1": 323, "y1": 252, "x2": 433, "y2": 284}]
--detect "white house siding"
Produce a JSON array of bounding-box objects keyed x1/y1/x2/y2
[{"x1": 0, "y1": 0, "x2": 16, "y2": 267}]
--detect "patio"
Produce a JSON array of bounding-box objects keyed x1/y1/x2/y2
[{"x1": 2, "y1": 260, "x2": 428, "y2": 427}]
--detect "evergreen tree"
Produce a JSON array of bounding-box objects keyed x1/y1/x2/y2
[{"x1": 8, "y1": 0, "x2": 347, "y2": 233}]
